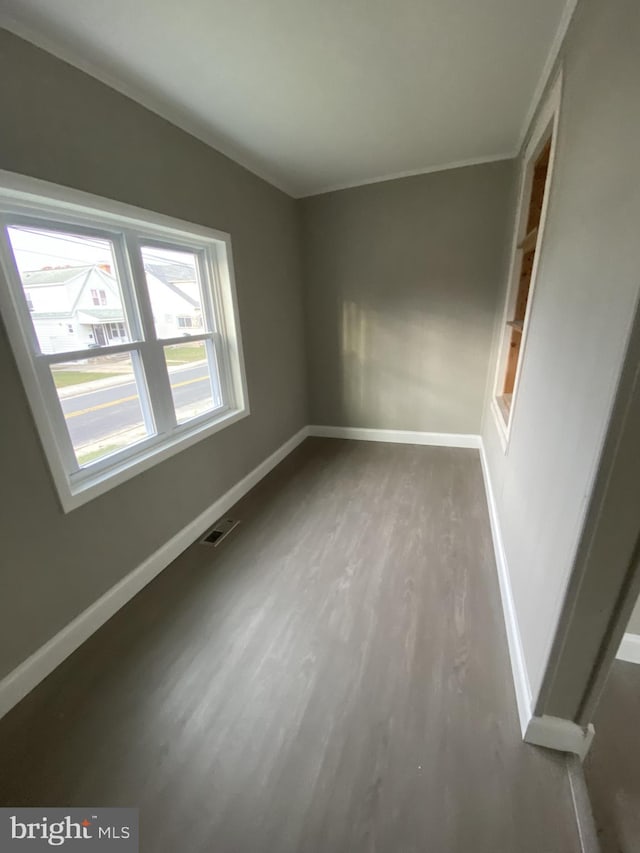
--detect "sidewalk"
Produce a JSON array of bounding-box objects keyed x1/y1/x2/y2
[
  {"x1": 56, "y1": 360, "x2": 208, "y2": 399},
  {"x1": 56, "y1": 373, "x2": 134, "y2": 399}
]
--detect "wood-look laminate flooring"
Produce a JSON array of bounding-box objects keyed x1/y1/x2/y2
[
  {"x1": 0, "y1": 438, "x2": 580, "y2": 852},
  {"x1": 584, "y1": 659, "x2": 640, "y2": 853}
]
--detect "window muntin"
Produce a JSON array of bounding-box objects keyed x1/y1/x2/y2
[{"x1": 0, "y1": 176, "x2": 248, "y2": 511}]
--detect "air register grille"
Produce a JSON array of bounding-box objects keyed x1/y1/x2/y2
[{"x1": 200, "y1": 518, "x2": 240, "y2": 546}]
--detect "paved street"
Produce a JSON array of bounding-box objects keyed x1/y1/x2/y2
[{"x1": 62, "y1": 362, "x2": 211, "y2": 447}]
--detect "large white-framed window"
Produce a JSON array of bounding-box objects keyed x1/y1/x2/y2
[
  {"x1": 490, "y1": 73, "x2": 562, "y2": 450},
  {"x1": 0, "y1": 171, "x2": 249, "y2": 512}
]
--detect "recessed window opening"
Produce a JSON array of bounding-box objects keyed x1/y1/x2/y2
[
  {"x1": 497, "y1": 139, "x2": 552, "y2": 422},
  {"x1": 491, "y1": 75, "x2": 561, "y2": 442}
]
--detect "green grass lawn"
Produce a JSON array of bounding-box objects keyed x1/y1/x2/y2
[
  {"x1": 77, "y1": 444, "x2": 121, "y2": 466},
  {"x1": 52, "y1": 370, "x2": 121, "y2": 388},
  {"x1": 165, "y1": 344, "x2": 206, "y2": 365}
]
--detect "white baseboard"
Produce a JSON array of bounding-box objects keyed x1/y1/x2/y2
[
  {"x1": 479, "y1": 440, "x2": 597, "y2": 757},
  {"x1": 310, "y1": 426, "x2": 538, "y2": 740},
  {"x1": 525, "y1": 715, "x2": 595, "y2": 761},
  {"x1": 1, "y1": 423, "x2": 594, "y2": 759},
  {"x1": 478, "y1": 442, "x2": 533, "y2": 735},
  {"x1": 0, "y1": 426, "x2": 310, "y2": 720},
  {"x1": 311, "y1": 427, "x2": 535, "y2": 736},
  {"x1": 617, "y1": 632, "x2": 640, "y2": 664},
  {"x1": 308, "y1": 425, "x2": 481, "y2": 448}
]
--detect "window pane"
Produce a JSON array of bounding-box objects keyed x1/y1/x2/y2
[
  {"x1": 164, "y1": 341, "x2": 222, "y2": 423},
  {"x1": 52, "y1": 352, "x2": 152, "y2": 467},
  {"x1": 6, "y1": 225, "x2": 133, "y2": 354},
  {"x1": 140, "y1": 245, "x2": 208, "y2": 338}
]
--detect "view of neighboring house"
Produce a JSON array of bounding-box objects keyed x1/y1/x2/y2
[
  {"x1": 23, "y1": 259, "x2": 204, "y2": 354},
  {"x1": 141, "y1": 253, "x2": 204, "y2": 339}
]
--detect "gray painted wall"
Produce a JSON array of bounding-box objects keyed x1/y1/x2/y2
[
  {"x1": 301, "y1": 161, "x2": 515, "y2": 433},
  {"x1": 481, "y1": 0, "x2": 640, "y2": 708},
  {"x1": 537, "y1": 293, "x2": 640, "y2": 720},
  {"x1": 627, "y1": 596, "x2": 640, "y2": 636},
  {"x1": 2, "y1": 0, "x2": 637, "y2": 723},
  {"x1": 0, "y1": 30, "x2": 307, "y2": 680}
]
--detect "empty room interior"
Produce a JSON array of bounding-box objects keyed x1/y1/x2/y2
[{"x1": 0, "y1": 1, "x2": 639, "y2": 851}]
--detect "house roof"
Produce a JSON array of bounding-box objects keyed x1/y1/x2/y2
[
  {"x1": 144, "y1": 260, "x2": 194, "y2": 285},
  {"x1": 31, "y1": 311, "x2": 74, "y2": 320},
  {"x1": 23, "y1": 266, "x2": 89, "y2": 286},
  {"x1": 24, "y1": 261, "x2": 200, "y2": 322},
  {"x1": 31, "y1": 308, "x2": 124, "y2": 321},
  {"x1": 143, "y1": 261, "x2": 199, "y2": 308},
  {"x1": 76, "y1": 309, "x2": 125, "y2": 322}
]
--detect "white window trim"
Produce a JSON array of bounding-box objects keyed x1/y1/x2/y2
[
  {"x1": 0, "y1": 170, "x2": 249, "y2": 512},
  {"x1": 490, "y1": 71, "x2": 562, "y2": 452}
]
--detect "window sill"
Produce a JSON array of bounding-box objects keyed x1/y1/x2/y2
[{"x1": 59, "y1": 405, "x2": 249, "y2": 512}]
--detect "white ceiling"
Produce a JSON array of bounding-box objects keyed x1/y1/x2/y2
[{"x1": 2, "y1": 0, "x2": 575, "y2": 197}]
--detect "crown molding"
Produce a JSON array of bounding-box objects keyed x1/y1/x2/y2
[
  {"x1": 0, "y1": 13, "x2": 297, "y2": 197},
  {"x1": 517, "y1": 0, "x2": 578, "y2": 151},
  {"x1": 300, "y1": 153, "x2": 517, "y2": 198},
  {"x1": 2, "y1": 0, "x2": 577, "y2": 201}
]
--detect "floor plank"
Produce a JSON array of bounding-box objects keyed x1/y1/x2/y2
[
  {"x1": 585, "y1": 659, "x2": 640, "y2": 853},
  {"x1": 0, "y1": 438, "x2": 580, "y2": 852}
]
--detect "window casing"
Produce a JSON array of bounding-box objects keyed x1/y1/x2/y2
[{"x1": 0, "y1": 171, "x2": 249, "y2": 511}]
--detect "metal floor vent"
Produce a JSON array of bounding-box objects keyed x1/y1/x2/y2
[{"x1": 200, "y1": 517, "x2": 240, "y2": 547}]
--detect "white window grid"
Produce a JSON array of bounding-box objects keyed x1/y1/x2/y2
[{"x1": 0, "y1": 171, "x2": 249, "y2": 511}]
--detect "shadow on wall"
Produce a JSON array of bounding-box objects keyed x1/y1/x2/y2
[
  {"x1": 338, "y1": 297, "x2": 492, "y2": 430},
  {"x1": 302, "y1": 160, "x2": 516, "y2": 433}
]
